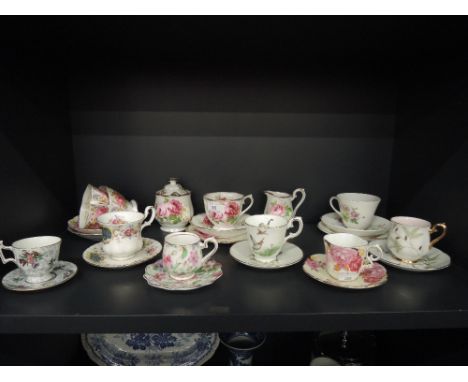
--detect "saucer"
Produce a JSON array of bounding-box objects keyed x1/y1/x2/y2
[
  {"x1": 186, "y1": 225, "x2": 246, "y2": 244},
  {"x1": 369, "y1": 239, "x2": 451, "y2": 272},
  {"x1": 303, "y1": 254, "x2": 387, "y2": 289},
  {"x1": 2, "y1": 261, "x2": 78, "y2": 292},
  {"x1": 229, "y1": 241, "x2": 303, "y2": 269},
  {"x1": 317, "y1": 221, "x2": 388, "y2": 240},
  {"x1": 321, "y1": 213, "x2": 391, "y2": 237},
  {"x1": 83, "y1": 238, "x2": 162, "y2": 269},
  {"x1": 191, "y1": 213, "x2": 248, "y2": 234},
  {"x1": 144, "y1": 259, "x2": 223, "y2": 291},
  {"x1": 68, "y1": 216, "x2": 102, "y2": 241}
]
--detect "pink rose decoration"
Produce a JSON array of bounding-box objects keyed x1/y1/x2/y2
[
  {"x1": 202, "y1": 215, "x2": 214, "y2": 227},
  {"x1": 329, "y1": 245, "x2": 362, "y2": 272},
  {"x1": 168, "y1": 199, "x2": 183, "y2": 215},
  {"x1": 123, "y1": 228, "x2": 134, "y2": 237},
  {"x1": 209, "y1": 210, "x2": 224, "y2": 221},
  {"x1": 361, "y1": 264, "x2": 385, "y2": 283},
  {"x1": 157, "y1": 204, "x2": 170, "y2": 218},
  {"x1": 163, "y1": 255, "x2": 172, "y2": 266},
  {"x1": 224, "y1": 201, "x2": 240, "y2": 217},
  {"x1": 270, "y1": 204, "x2": 285, "y2": 216},
  {"x1": 188, "y1": 250, "x2": 199, "y2": 266}
]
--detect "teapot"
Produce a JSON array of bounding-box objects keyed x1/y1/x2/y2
[{"x1": 264, "y1": 188, "x2": 306, "y2": 220}]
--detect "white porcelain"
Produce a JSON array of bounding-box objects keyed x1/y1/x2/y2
[
  {"x1": 162, "y1": 232, "x2": 218, "y2": 280},
  {"x1": 83, "y1": 238, "x2": 162, "y2": 269},
  {"x1": 188, "y1": 213, "x2": 247, "y2": 243},
  {"x1": 303, "y1": 254, "x2": 387, "y2": 289},
  {"x1": 320, "y1": 213, "x2": 391, "y2": 237},
  {"x1": 329, "y1": 193, "x2": 381, "y2": 230},
  {"x1": 98, "y1": 207, "x2": 156, "y2": 260},
  {"x1": 323, "y1": 233, "x2": 383, "y2": 282},
  {"x1": 245, "y1": 214, "x2": 303, "y2": 263},
  {"x1": 387, "y1": 216, "x2": 447, "y2": 262},
  {"x1": 204, "y1": 192, "x2": 254, "y2": 230},
  {"x1": 229, "y1": 241, "x2": 303, "y2": 269},
  {"x1": 2, "y1": 260, "x2": 77, "y2": 292},
  {"x1": 317, "y1": 221, "x2": 388, "y2": 240},
  {"x1": 144, "y1": 259, "x2": 223, "y2": 291},
  {"x1": 370, "y1": 239, "x2": 451, "y2": 272},
  {"x1": 155, "y1": 178, "x2": 194, "y2": 233},
  {"x1": 68, "y1": 216, "x2": 102, "y2": 241},
  {"x1": 264, "y1": 188, "x2": 306, "y2": 220},
  {"x1": 186, "y1": 225, "x2": 247, "y2": 244},
  {"x1": 82, "y1": 333, "x2": 219, "y2": 366},
  {"x1": 0, "y1": 236, "x2": 61, "y2": 284}
]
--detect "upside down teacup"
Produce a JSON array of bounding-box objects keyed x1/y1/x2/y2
[
  {"x1": 204, "y1": 192, "x2": 254, "y2": 229},
  {"x1": 162, "y1": 232, "x2": 219, "y2": 280},
  {"x1": 387, "y1": 216, "x2": 447, "y2": 263},
  {"x1": 324, "y1": 233, "x2": 383, "y2": 281},
  {"x1": 0, "y1": 236, "x2": 61, "y2": 283},
  {"x1": 329, "y1": 193, "x2": 381, "y2": 230},
  {"x1": 98, "y1": 207, "x2": 156, "y2": 260},
  {"x1": 245, "y1": 214, "x2": 303, "y2": 263}
]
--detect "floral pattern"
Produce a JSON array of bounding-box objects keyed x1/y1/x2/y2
[
  {"x1": 162, "y1": 242, "x2": 211, "y2": 278},
  {"x1": 156, "y1": 198, "x2": 185, "y2": 224},
  {"x1": 19, "y1": 251, "x2": 43, "y2": 268},
  {"x1": 125, "y1": 333, "x2": 177, "y2": 351},
  {"x1": 266, "y1": 200, "x2": 293, "y2": 218},
  {"x1": 328, "y1": 244, "x2": 362, "y2": 273},
  {"x1": 341, "y1": 205, "x2": 361, "y2": 225},
  {"x1": 207, "y1": 201, "x2": 242, "y2": 224}
]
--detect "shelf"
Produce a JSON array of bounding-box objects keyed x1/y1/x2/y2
[{"x1": 0, "y1": 224, "x2": 466, "y2": 334}]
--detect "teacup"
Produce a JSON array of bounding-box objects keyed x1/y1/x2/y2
[
  {"x1": 98, "y1": 206, "x2": 156, "y2": 260},
  {"x1": 387, "y1": 216, "x2": 447, "y2": 263},
  {"x1": 329, "y1": 193, "x2": 381, "y2": 230},
  {"x1": 0, "y1": 236, "x2": 61, "y2": 283},
  {"x1": 204, "y1": 192, "x2": 254, "y2": 229},
  {"x1": 324, "y1": 233, "x2": 383, "y2": 281},
  {"x1": 101, "y1": 186, "x2": 138, "y2": 212},
  {"x1": 162, "y1": 232, "x2": 218, "y2": 280},
  {"x1": 245, "y1": 214, "x2": 303, "y2": 263}
]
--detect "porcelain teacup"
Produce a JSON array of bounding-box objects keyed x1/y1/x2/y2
[
  {"x1": 245, "y1": 214, "x2": 303, "y2": 263},
  {"x1": 387, "y1": 216, "x2": 447, "y2": 263},
  {"x1": 98, "y1": 206, "x2": 156, "y2": 260},
  {"x1": 324, "y1": 233, "x2": 383, "y2": 281},
  {"x1": 204, "y1": 192, "x2": 254, "y2": 229},
  {"x1": 162, "y1": 232, "x2": 219, "y2": 280},
  {"x1": 329, "y1": 193, "x2": 381, "y2": 230},
  {"x1": 0, "y1": 236, "x2": 61, "y2": 283}
]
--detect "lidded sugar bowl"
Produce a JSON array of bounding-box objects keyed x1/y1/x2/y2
[{"x1": 155, "y1": 178, "x2": 194, "y2": 232}]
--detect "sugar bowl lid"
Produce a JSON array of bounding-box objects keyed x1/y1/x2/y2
[{"x1": 157, "y1": 178, "x2": 191, "y2": 196}]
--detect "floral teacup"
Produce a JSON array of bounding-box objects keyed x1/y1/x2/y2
[
  {"x1": 329, "y1": 193, "x2": 381, "y2": 230},
  {"x1": 98, "y1": 207, "x2": 156, "y2": 260},
  {"x1": 324, "y1": 233, "x2": 383, "y2": 281},
  {"x1": 162, "y1": 232, "x2": 218, "y2": 280},
  {"x1": 264, "y1": 188, "x2": 306, "y2": 220},
  {"x1": 245, "y1": 214, "x2": 303, "y2": 263},
  {"x1": 0, "y1": 236, "x2": 61, "y2": 283},
  {"x1": 204, "y1": 192, "x2": 254, "y2": 230}
]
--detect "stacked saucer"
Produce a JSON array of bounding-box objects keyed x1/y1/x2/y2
[
  {"x1": 186, "y1": 213, "x2": 247, "y2": 244},
  {"x1": 82, "y1": 332, "x2": 219, "y2": 366},
  {"x1": 318, "y1": 213, "x2": 391, "y2": 240},
  {"x1": 68, "y1": 216, "x2": 102, "y2": 241}
]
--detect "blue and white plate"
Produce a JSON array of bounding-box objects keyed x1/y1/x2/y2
[{"x1": 82, "y1": 332, "x2": 219, "y2": 366}]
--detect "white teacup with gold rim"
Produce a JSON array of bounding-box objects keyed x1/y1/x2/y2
[
  {"x1": 245, "y1": 214, "x2": 303, "y2": 263},
  {"x1": 162, "y1": 232, "x2": 219, "y2": 280},
  {"x1": 329, "y1": 193, "x2": 381, "y2": 230},
  {"x1": 387, "y1": 216, "x2": 447, "y2": 263},
  {"x1": 324, "y1": 233, "x2": 383, "y2": 281},
  {"x1": 204, "y1": 192, "x2": 254, "y2": 230},
  {"x1": 98, "y1": 207, "x2": 156, "y2": 260}
]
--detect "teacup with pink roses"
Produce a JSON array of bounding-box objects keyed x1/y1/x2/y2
[
  {"x1": 323, "y1": 233, "x2": 383, "y2": 281},
  {"x1": 203, "y1": 192, "x2": 254, "y2": 230}
]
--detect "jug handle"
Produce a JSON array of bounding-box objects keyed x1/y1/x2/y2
[{"x1": 291, "y1": 188, "x2": 306, "y2": 218}]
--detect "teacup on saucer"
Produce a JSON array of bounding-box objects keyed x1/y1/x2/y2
[{"x1": 321, "y1": 213, "x2": 391, "y2": 237}]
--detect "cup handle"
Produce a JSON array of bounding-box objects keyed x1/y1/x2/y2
[
  {"x1": 291, "y1": 188, "x2": 306, "y2": 218},
  {"x1": 429, "y1": 223, "x2": 447, "y2": 248},
  {"x1": 200, "y1": 237, "x2": 219, "y2": 265},
  {"x1": 239, "y1": 194, "x2": 254, "y2": 217},
  {"x1": 329, "y1": 196, "x2": 342, "y2": 218},
  {"x1": 141, "y1": 206, "x2": 156, "y2": 232},
  {"x1": 283, "y1": 217, "x2": 304, "y2": 244},
  {"x1": 0, "y1": 241, "x2": 17, "y2": 266},
  {"x1": 365, "y1": 244, "x2": 383, "y2": 267}
]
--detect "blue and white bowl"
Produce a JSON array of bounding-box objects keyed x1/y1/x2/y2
[{"x1": 82, "y1": 333, "x2": 219, "y2": 366}]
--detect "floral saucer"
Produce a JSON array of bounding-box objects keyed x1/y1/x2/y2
[
  {"x1": 317, "y1": 221, "x2": 388, "y2": 240},
  {"x1": 369, "y1": 239, "x2": 451, "y2": 272},
  {"x1": 144, "y1": 259, "x2": 223, "y2": 291},
  {"x1": 68, "y1": 216, "x2": 102, "y2": 241},
  {"x1": 303, "y1": 254, "x2": 387, "y2": 289},
  {"x1": 229, "y1": 241, "x2": 303, "y2": 269},
  {"x1": 191, "y1": 213, "x2": 248, "y2": 234},
  {"x1": 2, "y1": 261, "x2": 78, "y2": 292},
  {"x1": 83, "y1": 238, "x2": 162, "y2": 269},
  {"x1": 186, "y1": 225, "x2": 246, "y2": 244},
  {"x1": 320, "y1": 213, "x2": 391, "y2": 238}
]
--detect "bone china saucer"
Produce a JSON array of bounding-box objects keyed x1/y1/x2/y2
[
  {"x1": 369, "y1": 239, "x2": 451, "y2": 272},
  {"x1": 191, "y1": 213, "x2": 248, "y2": 233},
  {"x1": 68, "y1": 216, "x2": 102, "y2": 241},
  {"x1": 83, "y1": 238, "x2": 162, "y2": 269},
  {"x1": 321, "y1": 212, "x2": 391, "y2": 237},
  {"x1": 303, "y1": 254, "x2": 388, "y2": 289},
  {"x1": 2, "y1": 261, "x2": 78, "y2": 292},
  {"x1": 229, "y1": 241, "x2": 303, "y2": 269},
  {"x1": 317, "y1": 222, "x2": 388, "y2": 240},
  {"x1": 144, "y1": 260, "x2": 223, "y2": 291}
]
